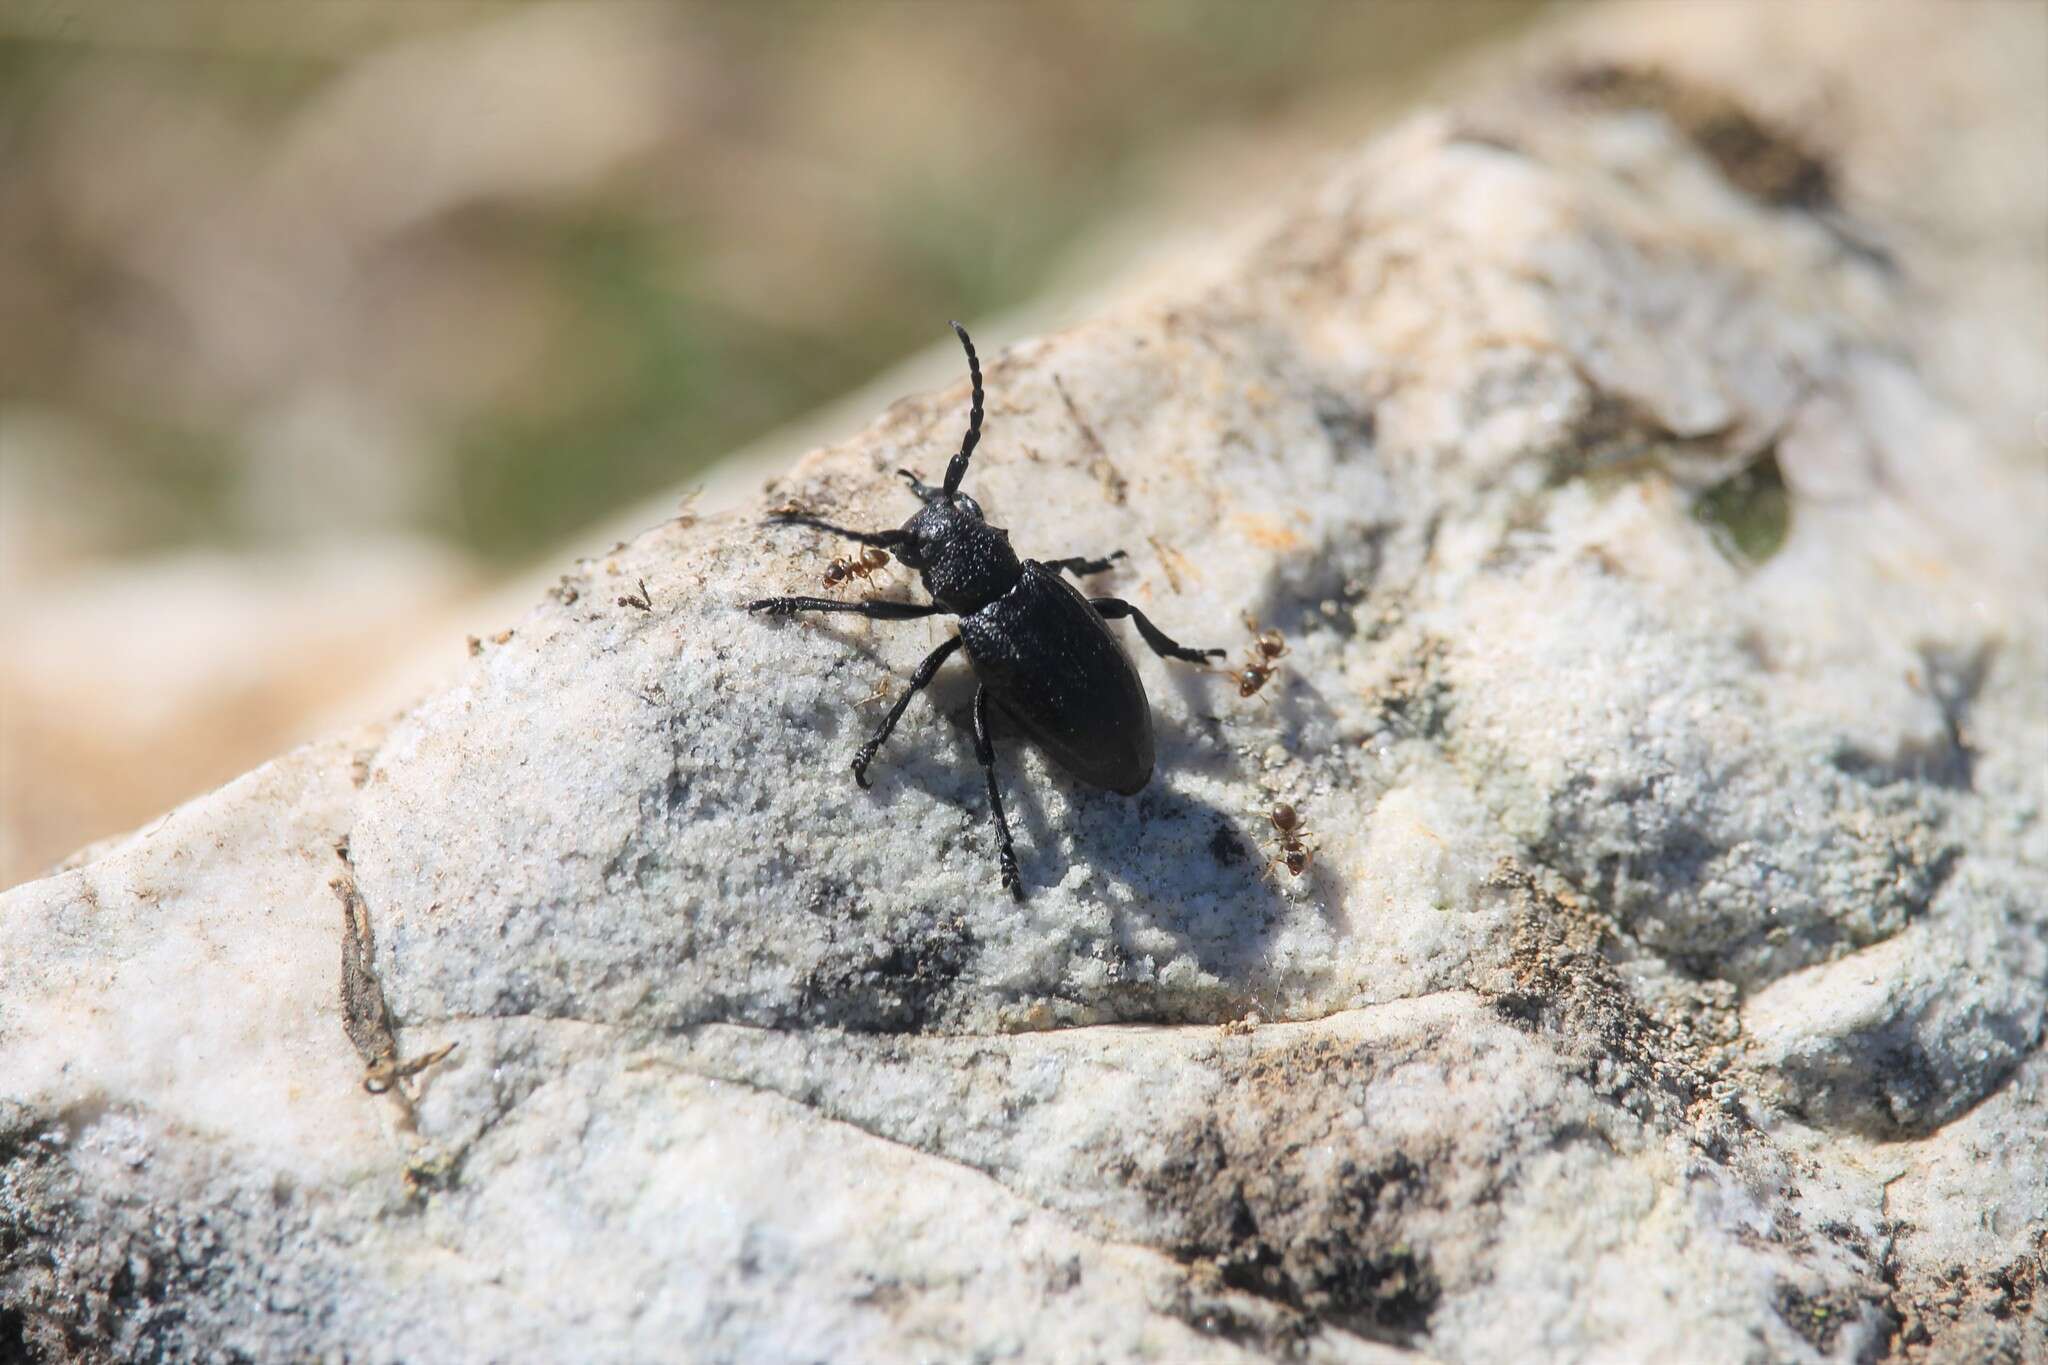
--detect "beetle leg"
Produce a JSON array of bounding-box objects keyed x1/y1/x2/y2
[
  {"x1": 972, "y1": 685, "x2": 1024, "y2": 901},
  {"x1": 744, "y1": 596, "x2": 945, "y2": 620},
  {"x1": 1043, "y1": 550, "x2": 1128, "y2": 577},
  {"x1": 851, "y1": 636, "x2": 962, "y2": 789},
  {"x1": 764, "y1": 514, "x2": 908, "y2": 549},
  {"x1": 1088, "y1": 597, "x2": 1228, "y2": 665}
]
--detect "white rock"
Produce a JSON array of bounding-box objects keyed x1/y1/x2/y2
[{"x1": 5, "y1": 3, "x2": 2046, "y2": 1361}]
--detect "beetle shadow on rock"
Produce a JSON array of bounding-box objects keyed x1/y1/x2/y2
[
  {"x1": 982, "y1": 707, "x2": 1353, "y2": 1015},
  {"x1": 782, "y1": 613, "x2": 963, "y2": 723},
  {"x1": 1265, "y1": 668, "x2": 1346, "y2": 764}
]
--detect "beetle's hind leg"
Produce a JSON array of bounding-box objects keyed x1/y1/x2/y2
[
  {"x1": 851, "y1": 636, "x2": 962, "y2": 789},
  {"x1": 972, "y1": 685, "x2": 1024, "y2": 901},
  {"x1": 1044, "y1": 550, "x2": 1127, "y2": 578},
  {"x1": 1089, "y1": 597, "x2": 1227, "y2": 666}
]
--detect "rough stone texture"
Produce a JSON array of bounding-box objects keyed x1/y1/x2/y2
[{"x1": 5, "y1": 3, "x2": 2046, "y2": 1362}]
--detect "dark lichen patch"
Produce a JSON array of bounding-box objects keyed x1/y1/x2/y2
[
  {"x1": 1887, "y1": 1238, "x2": 2048, "y2": 1364},
  {"x1": 1484, "y1": 862, "x2": 1749, "y2": 1146},
  {"x1": 1217, "y1": 1153, "x2": 1439, "y2": 1339},
  {"x1": 1154, "y1": 1137, "x2": 1442, "y2": 1346},
  {"x1": 1123, "y1": 1039, "x2": 1448, "y2": 1349},
  {"x1": 0, "y1": 1116, "x2": 69, "y2": 1363},
  {"x1": 794, "y1": 899, "x2": 976, "y2": 1034},
  {"x1": 1558, "y1": 62, "x2": 1836, "y2": 211},
  {"x1": 0, "y1": 1109, "x2": 328, "y2": 1364},
  {"x1": 1984, "y1": 1254, "x2": 2042, "y2": 1324},
  {"x1": 1776, "y1": 1281, "x2": 1870, "y2": 1353}
]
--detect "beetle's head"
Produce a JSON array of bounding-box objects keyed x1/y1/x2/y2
[
  {"x1": 886, "y1": 321, "x2": 997, "y2": 575},
  {"x1": 890, "y1": 468, "x2": 985, "y2": 570}
]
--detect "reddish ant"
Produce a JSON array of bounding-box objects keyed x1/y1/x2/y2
[
  {"x1": 1229, "y1": 612, "x2": 1288, "y2": 702},
  {"x1": 823, "y1": 546, "x2": 892, "y2": 591},
  {"x1": 1264, "y1": 802, "x2": 1314, "y2": 878}
]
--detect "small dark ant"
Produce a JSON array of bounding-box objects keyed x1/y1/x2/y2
[
  {"x1": 1265, "y1": 802, "x2": 1314, "y2": 878},
  {"x1": 1230, "y1": 612, "x2": 1288, "y2": 701},
  {"x1": 823, "y1": 547, "x2": 891, "y2": 591},
  {"x1": 617, "y1": 578, "x2": 652, "y2": 611}
]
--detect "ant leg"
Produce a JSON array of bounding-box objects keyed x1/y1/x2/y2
[
  {"x1": 972, "y1": 685, "x2": 1023, "y2": 901},
  {"x1": 766, "y1": 515, "x2": 907, "y2": 549},
  {"x1": 1089, "y1": 598, "x2": 1227, "y2": 665},
  {"x1": 852, "y1": 636, "x2": 962, "y2": 789},
  {"x1": 1043, "y1": 550, "x2": 1128, "y2": 577},
  {"x1": 746, "y1": 596, "x2": 945, "y2": 620}
]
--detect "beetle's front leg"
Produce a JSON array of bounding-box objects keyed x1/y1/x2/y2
[
  {"x1": 1088, "y1": 597, "x2": 1226, "y2": 666},
  {"x1": 765, "y1": 514, "x2": 908, "y2": 550},
  {"x1": 1044, "y1": 550, "x2": 1128, "y2": 578},
  {"x1": 851, "y1": 636, "x2": 962, "y2": 788},
  {"x1": 744, "y1": 597, "x2": 945, "y2": 620}
]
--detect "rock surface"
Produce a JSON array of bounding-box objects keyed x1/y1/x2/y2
[{"x1": 5, "y1": 2, "x2": 2047, "y2": 1361}]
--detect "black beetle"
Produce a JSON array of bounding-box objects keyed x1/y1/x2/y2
[{"x1": 747, "y1": 322, "x2": 1223, "y2": 899}]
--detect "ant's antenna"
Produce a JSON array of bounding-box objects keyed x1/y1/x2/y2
[{"x1": 941, "y1": 321, "x2": 983, "y2": 496}]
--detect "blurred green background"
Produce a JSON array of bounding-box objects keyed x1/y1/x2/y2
[
  {"x1": 0, "y1": 0, "x2": 1536, "y2": 886},
  {"x1": 2, "y1": 0, "x2": 1536, "y2": 565}
]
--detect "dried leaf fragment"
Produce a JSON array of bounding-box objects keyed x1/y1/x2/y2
[{"x1": 334, "y1": 848, "x2": 455, "y2": 1125}]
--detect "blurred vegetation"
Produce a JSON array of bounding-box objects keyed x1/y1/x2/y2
[{"x1": 1, "y1": 1, "x2": 1537, "y2": 564}]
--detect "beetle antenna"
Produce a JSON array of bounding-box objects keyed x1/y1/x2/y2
[{"x1": 941, "y1": 321, "x2": 983, "y2": 496}]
